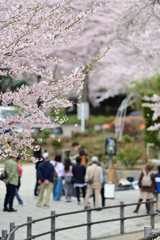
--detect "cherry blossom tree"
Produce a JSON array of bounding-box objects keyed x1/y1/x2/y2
[
  {"x1": 48, "y1": 0, "x2": 160, "y2": 105},
  {"x1": 0, "y1": 0, "x2": 109, "y2": 162},
  {"x1": 118, "y1": 0, "x2": 160, "y2": 130},
  {"x1": 48, "y1": 0, "x2": 129, "y2": 104}
]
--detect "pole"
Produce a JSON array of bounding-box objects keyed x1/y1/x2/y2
[
  {"x1": 108, "y1": 154, "x2": 113, "y2": 183},
  {"x1": 144, "y1": 226, "x2": 152, "y2": 238},
  {"x1": 51, "y1": 211, "x2": 56, "y2": 240},
  {"x1": 10, "y1": 223, "x2": 15, "y2": 240},
  {"x1": 120, "y1": 201, "x2": 124, "y2": 234},
  {"x1": 87, "y1": 206, "x2": 91, "y2": 240},
  {"x1": 2, "y1": 230, "x2": 7, "y2": 240},
  {"x1": 150, "y1": 199, "x2": 154, "y2": 229},
  {"x1": 27, "y1": 217, "x2": 32, "y2": 239}
]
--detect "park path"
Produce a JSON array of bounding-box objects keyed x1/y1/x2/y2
[{"x1": 0, "y1": 163, "x2": 159, "y2": 240}]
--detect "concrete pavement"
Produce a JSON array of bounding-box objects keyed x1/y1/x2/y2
[{"x1": 0, "y1": 163, "x2": 159, "y2": 240}]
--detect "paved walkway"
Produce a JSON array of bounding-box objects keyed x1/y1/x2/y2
[{"x1": 0, "y1": 163, "x2": 159, "y2": 240}]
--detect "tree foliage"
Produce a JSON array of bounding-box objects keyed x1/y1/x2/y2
[{"x1": 129, "y1": 74, "x2": 160, "y2": 149}]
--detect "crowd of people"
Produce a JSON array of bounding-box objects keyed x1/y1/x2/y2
[
  {"x1": 2, "y1": 143, "x2": 107, "y2": 212},
  {"x1": 33, "y1": 144, "x2": 106, "y2": 210},
  {"x1": 2, "y1": 143, "x2": 160, "y2": 214}
]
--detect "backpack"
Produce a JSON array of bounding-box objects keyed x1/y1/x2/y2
[{"x1": 141, "y1": 170, "x2": 152, "y2": 187}]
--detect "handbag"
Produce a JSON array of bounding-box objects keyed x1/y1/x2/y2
[
  {"x1": 86, "y1": 166, "x2": 97, "y2": 185},
  {"x1": 0, "y1": 170, "x2": 8, "y2": 181},
  {"x1": 53, "y1": 163, "x2": 58, "y2": 180}
]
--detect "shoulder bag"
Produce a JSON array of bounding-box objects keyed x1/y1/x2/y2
[{"x1": 86, "y1": 166, "x2": 97, "y2": 185}]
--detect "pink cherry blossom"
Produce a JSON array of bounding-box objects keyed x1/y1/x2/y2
[{"x1": 0, "y1": 0, "x2": 106, "y2": 161}]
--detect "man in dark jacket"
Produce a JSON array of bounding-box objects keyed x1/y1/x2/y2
[
  {"x1": 72, "y1": 156, "x2": 86, "y2": 204},
  {"x1": 37, "y1": 153, "x2": 54, "y2": 207}
]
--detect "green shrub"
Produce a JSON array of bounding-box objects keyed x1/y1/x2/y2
[
  {"x1": 122, "y1": 134, "x2": 134, "y2": 143},
  {"x1": 95, "y1": 151, "x2": 103, "y2": 160},
  {"x1": 123, "y1": 122, "x2": 142, "y2": 139},
  {"x1": 40, "y1": 129, "x2": 53, "y2": 138},
  {"x1": 100, "y1": 155, "x2": 108, "y2": 164},
  {"x1": 88, "y1": 129, "x2": 98, "y2": 136},
  {"x1": 41, "y1": 139, "x2": 47, "y2": 145},
  {"x1": 97, "y1": 134, "x2": 107, "y2": 143},
  {"x1": 51, "y1": 137, "x2": 64, "y2": 149},
  {"x1": 117, "y1": 144, "x2": 142, "y2": 168}
]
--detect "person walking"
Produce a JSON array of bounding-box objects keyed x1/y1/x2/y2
[
  {"x1": 37, "y1": 152, "x2": 54, "y2": 207},
  {"x1": 50, "y1": 154, "x2": 64, "y2": 201},
  {"x1": 154, "y1": 165, "x2": 160, "y2": 213},
  {"x1": 133, "y1": 163, "x2": 156, "y2": 214},
  {"x1": 63, "y1": 157, "x2": 73, "y2": 202},
  {"x1": 14, "y1": 156, "x2": 25, "y2": 206},
  {"x1": 3, "y1": 157, "x2": 19, "y2": 212},
  {"x1": 33, "y1": 145, "x2": 43, "y2": 198},
  {"x1": 72, "y1": 156, "x2": 86, "y2": 204},
  {"x1": 84, "y1": 156, "x2": 103, "y2": 209}
]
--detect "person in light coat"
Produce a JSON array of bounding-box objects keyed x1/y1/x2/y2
[{"x1": 84, "y1": 156, "x2": 103, "y2": 209}]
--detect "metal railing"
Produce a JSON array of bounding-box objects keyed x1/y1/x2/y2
[
  {"x1": 139, "y1": 226, "x2": 160, "y2": 240},
  {"x1": 1, "y1": 199, "x2": 156, "y2": 240}
]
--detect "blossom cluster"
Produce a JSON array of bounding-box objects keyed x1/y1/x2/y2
[
  {"x1": 0, "y1": 0, "x2": 104, "y2": 162},
  {"x1": 142, "y1": 95, "x2": 160, "y2": 131},
  {"x1": 116, "y1": 0, "x2": 160, "y2": 130}
]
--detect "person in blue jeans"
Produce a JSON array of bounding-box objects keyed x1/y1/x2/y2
[
  {"x1": 51, "y1": 154, "x2": 64, "y2": 201},
  {"x1": 155, "y1": 165, "x2": 160, "y2": 213},
  {"x1": 15, "y1": 188, "x2": 24, "y2": 205}
]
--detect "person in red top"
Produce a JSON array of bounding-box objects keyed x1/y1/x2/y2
[{"x1": 14, "y1": 156, "x2": 25, "y2": 206}]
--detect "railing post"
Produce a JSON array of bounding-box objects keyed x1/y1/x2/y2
[
  {"x1": 87, "y1": 206, "x2": 91, "y2": 240},
  {"x1": 10, "y1": 223, "x2": 15, "y2": 240},
  {"x1": 51, "y1": 211, "x2": 56, "y2": 240},
  {"x1": 120, "y1": 201, "x2": 124, "y2": 234},
  {"x1": 150, "y1": 199, "x2": 154, "y2": 229},
  {"x1": 144, "y1": 226, "x2": 152, "y2": 238},
  {"x1": 2, "y1": 230, "x2": 8, "y2": 240},
  {"x1": 27, "y1": 217, "x2": 32, "y2": 239}
]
